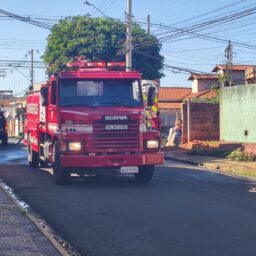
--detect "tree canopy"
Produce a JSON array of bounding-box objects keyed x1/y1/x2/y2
[{"x1": 43, "y1": 16, "x2": 164, "y2": 79}]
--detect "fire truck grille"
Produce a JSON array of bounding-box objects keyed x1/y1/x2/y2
[{"x1": 93, "y1": 120, "x2": 140, "y2": 151}]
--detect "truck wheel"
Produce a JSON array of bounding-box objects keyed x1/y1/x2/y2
[
  {"x1": 134, "y1": 165, "x2": 154, "y2": 183},
  {"x1": 39, "y1": 159, "x2": 48, "y2": 168},
  {"x1": 28, "y1": 134, "x2": 39, "y2": 167},
  {"x1": 53, "y1": 142, "x2": 70, "y2": 185}
]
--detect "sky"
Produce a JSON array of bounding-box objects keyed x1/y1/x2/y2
[{"x1": 1, "y1": 0, "x2": 256, "y2": 96}]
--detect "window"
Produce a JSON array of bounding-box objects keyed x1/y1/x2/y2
[
  {"x1": 59, "y1": 79, "x2": 143, "y2": 107},
  {"x1": 51, "y1": 81, "x2": 56, "y2": 105}
]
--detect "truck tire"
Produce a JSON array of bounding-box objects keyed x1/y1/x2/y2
[
  {"x1": 27, "y1": 134, "x2": 39, "y2": 168},
  {"x1": 53, "y1": 142, "x2": 70, "y2": 185},
  {"x1": 39, "y1": 159, "x2": 48, "y2": 168},
  {"x1": 134, "y1": 165, "x2": 154, "y2": 183}
]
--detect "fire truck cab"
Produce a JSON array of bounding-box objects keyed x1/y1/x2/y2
[{"x1": 24, "y1": 60, "x2": 164, "y2": 185}]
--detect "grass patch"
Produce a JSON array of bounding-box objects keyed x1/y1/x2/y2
[{"x1": 188, "y1": 143, "x2": 256, "y2": 163}]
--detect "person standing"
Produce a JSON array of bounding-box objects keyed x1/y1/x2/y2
[{"x1": 167, "y1": 119, "x2": 182, "y2": 148}]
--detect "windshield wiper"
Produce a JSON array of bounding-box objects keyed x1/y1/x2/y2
[
  {"x1": 62, "y1": 103, "x2": 98, "y2": 107},
  {"x1": 102, "y1": 101, "x2": 140, "y2": 107}
]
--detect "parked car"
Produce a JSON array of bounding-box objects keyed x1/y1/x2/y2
[{"x1": 0, "y1": 112, "x2": 8, "y2": 146}]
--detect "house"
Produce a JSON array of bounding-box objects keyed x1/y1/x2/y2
[
  {"x1": 158, "y1": 87, "x2": 191, "y2": 134},
  {"x1": 245, "y1": 66, "x2": 256, "y2": 84},
  {"x1": 212, "y1": 64, "x2": 255, "y2": 86},
  {"x1": 188, "y1": 73, "x2": 219, "y2": 93},
  {"x1": 0, "y1": 97, "x2": 26, "y2": 137},
  {"x1": 0, "y1": 90, "x2": 13, "y2": 99},
  {"x1": 158, "y1": 83, "x2": 219, "y2": 134}
]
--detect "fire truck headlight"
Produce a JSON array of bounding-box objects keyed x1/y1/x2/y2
[
  {"x1": 68, "y1": 142, "x2": 82, "y2": 151},
  {"x1": 146, "y1": 140, "x2": 159, "y2": 149}
]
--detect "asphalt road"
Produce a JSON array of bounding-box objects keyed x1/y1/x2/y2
[{"x1": 0, "y1": 142, "x2": 256, "y2": 256}]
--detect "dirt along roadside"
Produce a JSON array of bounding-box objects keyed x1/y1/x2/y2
[{"x1": 164, "y1": 150, "x2": 256, "y2": 181}]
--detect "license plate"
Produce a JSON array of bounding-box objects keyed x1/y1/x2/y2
[{"x1": 120, "y1": 166, "x2": 138, "y2": 174}]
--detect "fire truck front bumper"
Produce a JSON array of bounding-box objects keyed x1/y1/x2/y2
[{"x1": 61, "y1": 152, "x2": 164, "y2": 168}]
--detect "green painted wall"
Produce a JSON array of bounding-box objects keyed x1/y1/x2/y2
[{"x1": 220, "y1": 84, "x2": 256, "y2": 143}]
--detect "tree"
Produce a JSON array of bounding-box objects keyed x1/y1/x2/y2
[{"x1": 43, "y1": 16, "x2": 164, "y2": 79}]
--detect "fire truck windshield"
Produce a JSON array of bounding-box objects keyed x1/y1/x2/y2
[{"x1": 59, "y1": 79, "x2": 143, "y2": 107}]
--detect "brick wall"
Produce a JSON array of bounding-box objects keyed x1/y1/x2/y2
[{"x1": 182, "y1": 102, "x2": 219, "y2": 143}]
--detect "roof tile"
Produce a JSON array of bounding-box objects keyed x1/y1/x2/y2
[
  {"x1": 158, "y1": 87, "x2": 192, "y2": 100},
  {"x1": 158, "y1": 102, "x2": 182, "y2": 109},
  {"x1": 188, "y1": 73, "x2": 218, "y2": 80},
  {"x1": 186, "y1": 89, "x2": 218, "y2": 99},
  {"x1": 212, "y1": 64, "x2": 255, "y2": 72}
]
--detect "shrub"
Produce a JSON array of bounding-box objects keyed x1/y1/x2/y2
[{"x1": 227, "y1": 148, "x2": 256, "y2": 162}]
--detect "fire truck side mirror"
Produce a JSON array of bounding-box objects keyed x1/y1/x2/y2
[
  {"x1": 147, "y1": 86, "x2": 155, "y2": 107},
  {"x1": 40, "y1": 87, "x2": 49, "y2": 106}
]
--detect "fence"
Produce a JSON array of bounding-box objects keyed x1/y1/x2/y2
[{"x1": 182, "y1": 102, "x2": 219, "y2": 143}]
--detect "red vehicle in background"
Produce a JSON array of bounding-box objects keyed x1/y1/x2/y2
[{"x1": 24, "y1": 60, "x2": 163, "y2": 185}]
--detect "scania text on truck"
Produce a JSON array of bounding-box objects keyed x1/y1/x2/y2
[{"x1": 24, "y1": 60, "x2": 164, "y2": 185}]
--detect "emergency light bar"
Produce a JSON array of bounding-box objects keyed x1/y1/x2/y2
[
  {"x1": 66, "y1": 59, "x2": 125, "y2": 69},
  {"x1": 107, "y1": 62, "x2": 125, "y2": 67}
]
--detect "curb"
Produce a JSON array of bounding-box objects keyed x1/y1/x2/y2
[
  {"x1": 164, "y1": 155, "x2": 256, "y2": 182},
  {"x1": 164, "y1": 155, "x2": 203, "y2": 166},
  {"x1": 0, "y1": 180, "x2": 80, "y2": 256}
]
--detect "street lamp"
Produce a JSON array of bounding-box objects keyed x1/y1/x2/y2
[
  {"x1": 84, "y1": 0, "x2": 133, "y2": 71},
  {"x1": 84, "y1": 1, "x2": 108, "y2": 18}
]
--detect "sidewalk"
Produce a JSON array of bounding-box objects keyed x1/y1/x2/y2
[
  {"x1": 0, "y1": 138, "x2": 78, "y2": 256},
  {"x1": 164, "y1": 149, "x2": 256, "y2": 180},
  {"x1": 0, "y1": 183, "x2": 63, "y2": 256}
]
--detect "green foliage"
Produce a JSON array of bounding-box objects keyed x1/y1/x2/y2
[
  {"x1": 187, "y1": 144, "x2": 256, "y2": 162},
  {"x1": 188, "y1": 97, "x2": 220, "y2": 104},
  {"x1": 183, "y1": 84, "x2": 220, "y2": 104},
  {"x1": 227, "y1": 148, "x2": 256, "y2": 162},
  {"x1": 43, "y1": 15, "x2": 164, "y2": 79}
]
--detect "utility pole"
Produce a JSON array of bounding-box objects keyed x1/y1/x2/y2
[
  {"x1": 225, "y1": 40, "x2": 233, "y2": 86},
  {"x1": 27, "y1": 49, "x2": 34, "y2": 89},
  {"x1": 147, "y1": 15, "x2": 150, "y2": 34},
  {"x1": 126, "y1": 0, "x2": 132, "y2": 71},
  {"x1": 31, "y1": 49, "x2": 34, "y2": 88}
]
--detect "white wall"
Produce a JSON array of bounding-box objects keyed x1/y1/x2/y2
[
  {"x1": 192, "y1": 79, "x2": 218, "y2": 93},
  {"x1": 216, "y1": 70, "x2": 245, "y2": 85}
]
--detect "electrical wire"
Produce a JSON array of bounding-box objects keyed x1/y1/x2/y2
[{"x1": 0, "y1": 9, "x2": 52, "y2": 30}]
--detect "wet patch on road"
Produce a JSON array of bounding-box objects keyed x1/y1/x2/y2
[{"x1": 0, "y1": 141, "x2": 27, "y2": 165}]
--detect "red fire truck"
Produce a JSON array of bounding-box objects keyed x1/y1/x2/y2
[{"x1": 24, "y1": 60, "x2": 164, "y2": 185}]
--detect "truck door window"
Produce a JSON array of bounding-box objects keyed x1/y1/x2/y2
[{"x1": 51, "y1": 82, "x2": 56, "y2": 105}]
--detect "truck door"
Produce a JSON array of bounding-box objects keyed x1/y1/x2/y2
[{"x1": 48, "y1": 81, "x2": 58, "y2": 132}]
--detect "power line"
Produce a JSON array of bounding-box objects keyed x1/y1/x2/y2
[
  {"x1": 173, "y1": 0, "x2": 248, "y2": 26},
  {"x1": 0, "y1": 9, "x2": 52, "y2": 30},
  {"x1": 130, "y1": 5, "x2": 256, "y2": 52}
]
